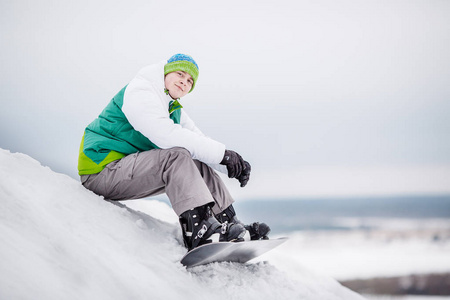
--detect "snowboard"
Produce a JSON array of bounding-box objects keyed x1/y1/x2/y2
[{"x1": 180, "y1": 237, "x2": 288, "y2": 268}]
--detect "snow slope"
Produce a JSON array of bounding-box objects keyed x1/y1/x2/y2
[{"x1": 0, "y1": 148, "x2": 364, "y2": 300}]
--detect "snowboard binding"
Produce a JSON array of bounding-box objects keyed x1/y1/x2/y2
[
  {"x1": 179, "y1": 204, "x2": 246, "y2": 251},
  {"x1": 215, "y1": 205, "x2": 271, "y2": 240}
]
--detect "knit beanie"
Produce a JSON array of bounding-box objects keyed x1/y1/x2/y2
[{"x1": 164, "y1": 54, "x2": 199, "y2": 92}]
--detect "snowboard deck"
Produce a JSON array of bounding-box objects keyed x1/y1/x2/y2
[{"x1": 180, "y1": 237, "x2": 288, "y2": 268}]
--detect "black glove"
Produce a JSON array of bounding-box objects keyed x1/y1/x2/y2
[
  {"x1": 237, "y1": 161, "x2": 251, "y2": 187},
  {"x1": 220, "y1": 150, "x2": 246, "y2": 178}
]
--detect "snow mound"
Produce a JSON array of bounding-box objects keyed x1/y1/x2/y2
[{"x1": 0, "y1": 149, "x2": 364, "y2": 300}]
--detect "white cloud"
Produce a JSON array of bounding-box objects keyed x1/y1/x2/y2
[{"x1": 225, "y1": 164, "x2": 450, "y2": 199}]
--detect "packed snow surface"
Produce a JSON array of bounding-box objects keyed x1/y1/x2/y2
[{"x1": 0, "y1": 149, "x2": 363, "y2": 300}]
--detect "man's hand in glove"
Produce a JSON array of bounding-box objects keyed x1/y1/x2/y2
[
  {"x1": 237, "y1": 161, "x2": 251, "y2": 187},
  {"x1": 220, "y1": 150, "x2": 251, "y2": 186}
]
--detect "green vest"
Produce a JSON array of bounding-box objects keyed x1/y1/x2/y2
[{"x1": 78, "y1": 86, "x2": 182, "y2": 175}]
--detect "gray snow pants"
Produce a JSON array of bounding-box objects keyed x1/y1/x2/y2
[{"x1": 80, "y1": 147, "x2": 234, "y2": 216}]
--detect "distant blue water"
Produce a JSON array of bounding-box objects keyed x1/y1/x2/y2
[{"x1": 233, "y1": 195, "x2": 450, "y2": 234}]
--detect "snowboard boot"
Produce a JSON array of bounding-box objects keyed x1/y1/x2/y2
[
  {"x1": 215, "y1": 205, "x2": 271, "y2": 240},
  {"x1": 179, "y1": 204, "x2": 246, "y2": 251}
]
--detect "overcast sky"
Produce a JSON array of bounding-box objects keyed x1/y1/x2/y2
[{"x1": 1, "y1": 0, "x2": 449, "y2": 198}]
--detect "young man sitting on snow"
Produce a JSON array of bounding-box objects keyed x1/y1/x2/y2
[{"x1": 78, "y1": 54, "x2": 270, "y2": 250}]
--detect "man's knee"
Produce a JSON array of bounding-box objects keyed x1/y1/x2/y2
[
  {"x1": 164, "y1": 147, "x2": 191, "y2": 158},
  {"x1": 160, "y1": 147, "x2": 194, "y2": 166}
]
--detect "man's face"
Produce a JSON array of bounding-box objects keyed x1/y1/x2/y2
[{"x1": 164, "y1": 71, "x2": 194, "y2": 99}]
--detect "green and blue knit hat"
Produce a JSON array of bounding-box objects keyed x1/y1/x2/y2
[{"x1": 164, "y1": 54, "x2": 199, "y2": 92}]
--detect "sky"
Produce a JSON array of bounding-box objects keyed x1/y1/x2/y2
[{"x1": 1, "y1": 0, "x2": 449, "y2": 199}]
